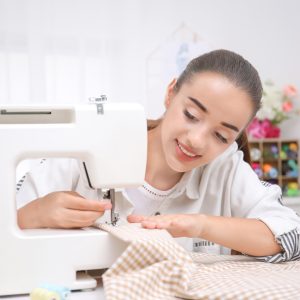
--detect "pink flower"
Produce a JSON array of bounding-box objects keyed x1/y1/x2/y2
[
  {"x1": 283, "y1": 85, "x2": 297, "y2": 98},
  {"x1": 247, "y1": 118, "x2": 281, "y2": 139},
  {"x1": 283, "y1": 101, "x2": 293, "y2": 112},
  {"x1": 265, "y1": 123, "x2": 280, "y2": 138},
  {"x1": 247, "y1": 118, "x2": 266, "y2": 138}
]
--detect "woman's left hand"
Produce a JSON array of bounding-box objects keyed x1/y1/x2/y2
[{"x1": 127, "y1": 213, "x2": 206, "y2": 238}]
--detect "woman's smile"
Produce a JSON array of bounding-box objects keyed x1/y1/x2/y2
[{"x1": 175, "y1": 139, "x2": 202, "y2": 162}]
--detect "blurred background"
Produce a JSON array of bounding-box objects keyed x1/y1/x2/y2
[
  {"x1": 0, "y1": 0, "x2": 299, "y2": 136},
  {"x1": 1, "y1": 0, "x2": 300, "y2": 208}
]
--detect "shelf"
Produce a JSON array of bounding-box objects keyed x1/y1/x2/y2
[
  {"x1": 262, "y1": 159, "x2": 279, "y2": 162},
  {"x1": 281, "y1": 158, "x2": 298, "y2": 161},
  {"x1": 249, "y1": 139, "x2": 300, "y2": 193},
  {"x1": 281, "y1": 176, "x2": 298, "y2": 180}
]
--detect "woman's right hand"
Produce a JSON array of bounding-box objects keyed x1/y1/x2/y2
[{"x1": 17, "y1": 191, "x2": 112, "y2": 229}]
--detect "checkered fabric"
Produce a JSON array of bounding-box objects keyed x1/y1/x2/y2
[{"x1": 97, "y1": 223, "x2": 300, "y2": 300}]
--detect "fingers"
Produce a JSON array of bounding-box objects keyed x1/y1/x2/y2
[
  {"x1": 57, "y1": 209, "x2": 105, "y2": 228},
  {"x1": 141, "y1": 220, "x2": 157, "y2": 229},
  {"x1": 127, "y1": 214, "x2": 171, "y2": 223},
  {"x1": 141, "y1": 220, "x2": 169, "y2": 229},
  {"x1": 127, "y1": 214, "x2": 170, "y2": 230},
  {"x1": 127, "y1": 215, "x2": 147, "y2": 223},
  {"x1": 141, "y1": 220, "x2": 183, "y2": 237},
  {"x1": 127, "y1": 214, "x2": 193, "y2": 238},
  {"x1": 127, "y1": 215, "x2": 172, "y2": 230},
  {"x1": 64, "y1": 194, "x2": 112, "y2": 212}
]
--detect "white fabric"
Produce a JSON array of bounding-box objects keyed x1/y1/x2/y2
[{"x1": 16, "y1": 142, "x2": 300, "y2": 256}]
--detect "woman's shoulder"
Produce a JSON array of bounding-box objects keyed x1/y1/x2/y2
[
  {"x1": 17, "y1": 158, "x2": 81, "y2": 192},
  {"x1": 32, "y1": 158, "x2": 80, "y2": 173},
  {"x1": 205, "y1": 142, "x2": 245, "y2": 172}
]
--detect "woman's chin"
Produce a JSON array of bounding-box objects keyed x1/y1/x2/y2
[{"x1": 167, "y1": 158, "x2": 196, "y2": 173}]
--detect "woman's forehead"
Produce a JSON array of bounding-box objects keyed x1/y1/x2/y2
[{"x1": 179, "y1": 72, "x2": 254, "y2": 128}]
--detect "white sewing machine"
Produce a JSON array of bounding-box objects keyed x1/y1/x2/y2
[{"x1": 0, "y1": 98, "x2": 147, "y2": 296}]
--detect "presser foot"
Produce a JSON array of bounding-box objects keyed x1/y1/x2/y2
[{"x1": 110, "y1": 212, "x2": 120, "y2": 226}]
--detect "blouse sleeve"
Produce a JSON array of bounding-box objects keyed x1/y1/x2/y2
[
  {"x1": 230, "y1": 152, "x2": 300, "y2": 263},
  {"x1": 16, "y1": 158, "x2": 80, "y2": 209}
]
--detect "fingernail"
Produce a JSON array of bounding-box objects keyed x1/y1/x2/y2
[{"x1": 104, "y1": 203, "x2": 112, "y2": 209}]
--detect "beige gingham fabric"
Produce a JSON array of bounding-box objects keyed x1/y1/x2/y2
[{"x1": 97, "y1": 223, "x2": 300, "y2": 300}]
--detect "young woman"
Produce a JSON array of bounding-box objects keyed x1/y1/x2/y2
[{"x1": 17, "y1": 50, "x2": 300, "y2": 263}]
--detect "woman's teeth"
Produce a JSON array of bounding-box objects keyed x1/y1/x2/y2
[{"x1": 178, "y1": 142, "x2": 197, "y2": 157}]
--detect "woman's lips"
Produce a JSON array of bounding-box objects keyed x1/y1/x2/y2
[{"x1": 175, "y1": 139, "x2": 201, "y2": 162}]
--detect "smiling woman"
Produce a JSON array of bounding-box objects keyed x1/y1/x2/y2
[
  {"x1": 17, "y1": 49, "x2": 300, "y2": 263},
  {"x1": 157, "y1": 71, "x2": 254, "y2": 175}
]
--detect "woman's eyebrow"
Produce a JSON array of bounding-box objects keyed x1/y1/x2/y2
[
  {"x1": 221, "y1": 122, "x2": 239, "y2": 132},
  {"x1": 187, "y1": 96, "x2": 240, "y2": 132},
  {"x1": 188, "y1": 97, "x2": 208, "y2": 113}
]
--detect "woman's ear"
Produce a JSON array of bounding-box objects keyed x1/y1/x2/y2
[{"x1": 164, "y1": 78, "x2": 177, "y2": 109}]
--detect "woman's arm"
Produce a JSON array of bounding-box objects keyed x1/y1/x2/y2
[
  {"x1": 17, "y1": 159, "x2": 111, "y2": 229},
  {"x1": 200, "y1": 214, "x2": 282, "y2": 256},
  {"x1": 127, "y1": 213, "x2": 282, "y2": 257},
  {"x1": 18, "y1": 191, "x2": 112, "y2": 229}
]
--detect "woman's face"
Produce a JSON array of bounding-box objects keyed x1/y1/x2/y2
[{"x1": 160, "y1": 71, "x2": 254, "y2": 173}]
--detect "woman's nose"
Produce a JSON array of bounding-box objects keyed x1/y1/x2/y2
[{"x1": 187, "y1": 125, "x2": 209, "y2": 151}]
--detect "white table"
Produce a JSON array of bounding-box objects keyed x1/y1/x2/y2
[{"x1": 0, "y1": 284, "x2": 106, "y2": 300}]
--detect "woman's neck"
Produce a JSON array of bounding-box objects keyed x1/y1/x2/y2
[{"x1": 145, "y1": 125, "x2": 183, "y2": 191}]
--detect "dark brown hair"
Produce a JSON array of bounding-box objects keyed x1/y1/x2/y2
[
  {"x1": 150, "y1": 49, "x2": 263, "y2": 164},
  {"x1": 174, "y1": 49, "x2": 262, "y2": 116}
]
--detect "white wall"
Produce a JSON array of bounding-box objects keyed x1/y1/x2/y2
[{"x1": 0, "y1": 0, "x2": 299, "y2": 136}]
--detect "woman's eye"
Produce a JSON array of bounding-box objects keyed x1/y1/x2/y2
[
  {"x1": 215, "y1": 132, "x2": 228, "y2": 144},
  {"x1": 184, "y1": 109, "x2": 196, "y2": 120}
]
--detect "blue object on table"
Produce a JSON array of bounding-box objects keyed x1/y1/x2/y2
[{"x1": 41, "y1": 284, "x2": 70, "y2": 300}]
